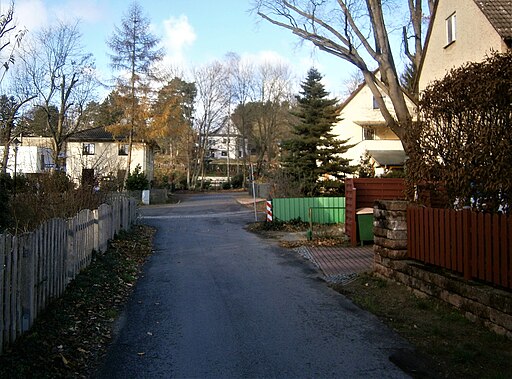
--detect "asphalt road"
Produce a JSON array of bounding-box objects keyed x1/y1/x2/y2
[{"x1": 96, "y1": 192, "x2": 411, "y2": 378}]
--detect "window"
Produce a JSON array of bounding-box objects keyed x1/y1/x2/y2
[
  {"x1": 118, "y1": 144, "x2": 129, "y2": 156},
  {"x1": 363, "y1": 127, "x2": 375, "y2": 140},
  {"x1": 221, "y1": 151, "x2": 227, "y2": 157},
  {"x1": 372, "y1": 96, "x2": 385, "y2": 109},
  {"x1": 446, "y1": 13, "x2": 456, "y2": 45},
  {"x1": 82, "y1": 143, "x2": 95, "y2": 155}
]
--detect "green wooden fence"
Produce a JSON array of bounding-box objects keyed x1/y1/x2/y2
[{"x1": 272, "y1": 197, "x2": 345, "y2": 224}]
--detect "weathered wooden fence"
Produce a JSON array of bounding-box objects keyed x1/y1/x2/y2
[
  {"x1": 0, "y1": 195, "x2": 137, "y2": 354},
  {"x1": 407, "y1": 206, "x2": 512, "y2": 290}
]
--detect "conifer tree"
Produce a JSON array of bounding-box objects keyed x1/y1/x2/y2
[{"x1": 281, "y1": 68, "x2": 353, "y2": 196}]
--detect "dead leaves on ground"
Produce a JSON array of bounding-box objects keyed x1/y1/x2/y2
[{"x1": 0, "y1": 225, "x2": 155, "y2": 378}]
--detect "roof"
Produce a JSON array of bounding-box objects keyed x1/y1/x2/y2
[
  {"x1": 69, "y1": 127, "x2": 116, "y2": 142},
  {"x1": 368, "y1": 150, "x2": 407, "y2": 166},
  {"x1": 474, "y1": 0, "x2": 512, "y2": 40}
]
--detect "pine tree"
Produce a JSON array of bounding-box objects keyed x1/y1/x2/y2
[{"x1": 282, "y1": 68, "x2": 353, "y2": 196}]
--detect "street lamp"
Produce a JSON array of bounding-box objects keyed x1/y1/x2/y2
[{"x1": 12, "y1": 137, "x2": 21, "y2": 195}]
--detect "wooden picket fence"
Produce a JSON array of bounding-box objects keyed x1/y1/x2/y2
[
  {"x1": 0, "y1": 195, "x2": 137, "y2": 354},
  {"x1": 407, "y1": 206, "x2": 512, "y2": 290}
]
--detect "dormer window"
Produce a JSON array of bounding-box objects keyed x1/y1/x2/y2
[{"x1": 446, "y1": 12, "x2": 456, "y2": 46}]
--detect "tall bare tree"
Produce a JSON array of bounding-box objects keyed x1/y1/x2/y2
[
  {"x1": 253, "y1": 61, "x2": 294, "y2": 176},
  {"x1": 20, "y1": 21, "x2": 96, "y2": 168},
  {"x1": 192, "y1": 61, "x2": 230, "y2": 188},
  {"x1": 224, "y1": 53, "x2": 257, "y2": 184},
  {"x1": 254, "y1": 0, "x2": 432, "y2": 153},
  {"x1": 107, "y1": 1, "x2": 164, "y2": 183}
]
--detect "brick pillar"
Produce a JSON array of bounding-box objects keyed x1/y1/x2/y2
[{"x1": 373, "y1": 200, "x2": 408, "y2": 277}]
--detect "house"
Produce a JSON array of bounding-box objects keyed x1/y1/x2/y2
[
  {"x1": 0, "y1": 145, "x2": 54, "y2": 175},
  {"x1": 418, "y1": 0, "x2": 512, "y2": 91},
  {"x1": 331, "y1": 78, "x2": 413, "y2": 176},
  {"x1": 207, "y1": 122, "x2": 246, "y2": 161},
  {"x1": 22, "y1": 128, "x2": 155, "y2": 187},
  {"x1": 65, "y1": 127, "x2": 155, "y2": 186}
]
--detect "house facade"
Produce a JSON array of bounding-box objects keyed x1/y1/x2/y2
[
  {"x1": 0, "y1": 145, "x2": 54, "y2": 175},
  {"x1": 331, "y1": 80, "x2": 411, "y2": 176},
  {"x1": 66, "y1": 127, "x2": 154, "y2": 186},
  {"x1": 22, "y1": 128, "x2": 155, "y2": 186},
  {"x1": 207, "y1": 122, "x2": 246, "y2": 161},
  {"x1": 418, "y1": 0, "x2": 512, "y2": 91}
]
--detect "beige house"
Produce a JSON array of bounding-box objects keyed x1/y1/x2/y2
[
  {"x1": 23, "y1": 128, "x2": 155, "y2": 186},
  {"x1": 418, "y1": 0, "x2": 512, "y2": 91},
  {"x1": 332, "y1": 79, "x2": 413, "y2": 176}
]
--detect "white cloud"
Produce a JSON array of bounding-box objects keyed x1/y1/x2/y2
[
  {"x1": 52, "y1": 0, "x2": 104, "y2": 24},
  {"x1": 161, "y1": 14, "x2": 196, "y2": 66},
  {"x1": 15, "y1": 0, "x2": 104, "y2": 32}
]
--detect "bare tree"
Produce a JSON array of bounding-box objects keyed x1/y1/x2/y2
[
  {"x1": 19, "y1": 21, "x2": 96, "y2": 169},
  {"x1": 254, "y1": 0, "x2": 432, "y2": 152},
  {"x1": 252, "y1": 61, "x2": 294, "y2": 176},
  {"x1": 0, "y1": 73, "x2": 36, "y2": 173},
  {"x1": 224, "y1": 52, "x2": 257, "y2": 185},
  {"x1": 107, "y1": 1, "x2": 164, "y2": 183},
  {"x1": 0, "y1": 1, "x2": 27, "y2": 84},
  {"x1": 191, "y1": 61, "x2": 230, "y2": 188},
  {"x1": 341, "y1": 69, "x2": 364, "y2": 100}
]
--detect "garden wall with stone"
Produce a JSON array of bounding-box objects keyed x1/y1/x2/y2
[{"x1": 373, "y1": 200, "x2": 512, "y2": 338}]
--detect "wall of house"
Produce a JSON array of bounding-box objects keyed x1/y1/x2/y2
[
  {"x1": 0, "y1": 146, "x2": 53, "y2": 174},
  {"x1": 332, "y1": 85, "x2": 403, "y2": 166},
  {"x1": 66, "y1": 142, "x2": 151, "y2": 184},
  {"x1": 208, "y1": 135, "x2": 244, "y2": 160},
  {"x1": 418, "y1": 0, "x2": 504, "y2": 91}
]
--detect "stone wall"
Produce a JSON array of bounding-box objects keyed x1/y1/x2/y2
[{"x1": 373, "y1": 200, "x2": 512, "y2": 338}]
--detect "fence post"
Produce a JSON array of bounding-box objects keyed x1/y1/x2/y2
[
  {"x1": 0, "y1": 233, "x2": 6, "y2": 354},
  {"x1": 19, "y1": 233, "x2": 35, "y2": 333}
]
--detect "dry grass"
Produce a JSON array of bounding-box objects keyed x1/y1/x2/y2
[{"x1": 334, "y1": 274, "x2": 512, "y2": 379}]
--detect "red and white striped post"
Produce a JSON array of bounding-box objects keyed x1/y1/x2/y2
[{"x1": 266, "y1": 200, "x2": 273, "y2": 222}]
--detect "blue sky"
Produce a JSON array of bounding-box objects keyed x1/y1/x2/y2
[{"x1": 13, "y1": 0, "x2": 360, "y2": 99}]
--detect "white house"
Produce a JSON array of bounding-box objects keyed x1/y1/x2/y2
[
  {"x1": 207, "y1": 122, "x2": 246, "y2": 161},
  {"x1": 65, "y1": 127, "x2": 155, "y2": 186},
  {"x1": 418, "y1": 0, "x2": 512, "y2": 91},
  {"x1": 0, "y1": 145, "x2": 54, "y2": 175},
  {"x1": 332, "y1": 77, "x2": 413, "y2": 176},
  {"x1": 22, "y1": 127, "x2": 155, "y2": 186}
]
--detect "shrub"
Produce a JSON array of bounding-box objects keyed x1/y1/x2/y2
[
  {"x1": 406, "y1": 52, "x2": 512, "y2": 212},
  {"x1": 0, "y1": 173, "x2": 12, "y2": 231},
  {"x1": 125, "y1": 165, "x2": 149, "y2": 191},
  {"x1": 8, "y1": 172, "x2": 105, "y2": 232},
  {"x1": 230, "y1": 173, "x2": 244, "y2": 189}
]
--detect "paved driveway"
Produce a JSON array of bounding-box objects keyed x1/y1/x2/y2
[{"x1": 96, "y1": 192, "x2": 411, "y2": 378}]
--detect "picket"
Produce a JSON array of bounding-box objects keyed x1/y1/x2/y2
[{"x1": 0, "y1": 195, "x2": 137, "y2": 354}]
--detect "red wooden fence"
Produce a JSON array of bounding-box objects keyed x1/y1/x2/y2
[
  {"x1": 407, "y1": 206, "x2": 512, "y2": 290},
  {"x1": 345, "y1": 178, "x2": 405, "y2": 246}
]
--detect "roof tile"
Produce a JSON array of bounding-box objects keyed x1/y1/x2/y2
[{"x1": 474, "y1": 0, "x2": 512, "y2": 39}]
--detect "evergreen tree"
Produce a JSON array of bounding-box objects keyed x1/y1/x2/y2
[{"x1": 281, "y1": 68, "x2": 353, "y2": 196}]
